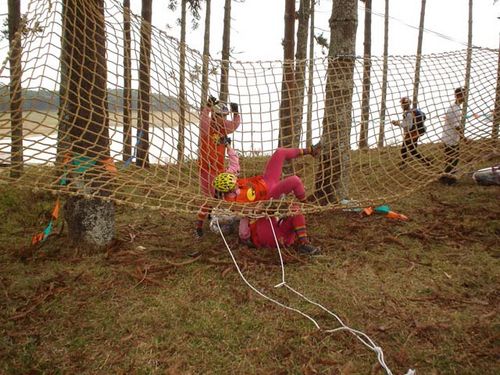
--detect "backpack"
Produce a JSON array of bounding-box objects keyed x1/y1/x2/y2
[{"x1": 412, "y1": 109, "x2": 427, "y2": 135}]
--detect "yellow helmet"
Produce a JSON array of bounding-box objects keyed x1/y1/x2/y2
[{"x1": 213, "y1": 173, "x2": 237, "y2": 193}]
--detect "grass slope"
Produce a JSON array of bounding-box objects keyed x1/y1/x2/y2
[{"x1": 0, "y1": 173, "x2": 499, "y2": 374}]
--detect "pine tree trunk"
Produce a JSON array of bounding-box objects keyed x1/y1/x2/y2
[
  {"x1": 358, "y1": 0, "x2": 372, "y2": 149},
  {"x1": 377, "y1": 0, "x2": 389, "y2": 148},
  {"x1": 136, "y1": 0, "x2": 152, "y2": 168},
  {"x1": 278, "y1": 0, "x2": 296, "y2": 148},
  {"x1": 460, "y1": 0, "x2": 473, "y2": 137},
  {"x1": 292, "y1": 0, "x2": 310, "y2": 147},
  {"x1": 177, "y1": 0, "x2": 187, "y2": 163},
  {"x1": 412, "y1": 0, "x2": 426, "y2": 108},
  {"x1": 200, "y1": 0, "x2": 211, "y2": 109},
  {"x1": 8, "y1": 0, "x2": 23, "y2": 178},
  {"x1": 123, "y1": 0, "x2": 133, "y2": 161},
  {"x1": 493, "y1": 39, "x2": 500, "y2": 139},
  {"x1": 305, "y1": 0, "x2": 315, "y2": 148},
  {"x1": 314, "y1": 0, "x2": 358, "y2": 204},
  {"x1": 219, "y1": 0, "x2": 231, "y2": 103},
  {"x1": 62, "y1": 0, "x2": 114, "y2": 251}
]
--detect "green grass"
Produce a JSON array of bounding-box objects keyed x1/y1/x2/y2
[{"x1": 0, "y1": 170, "x2": 499, "y2": 374}]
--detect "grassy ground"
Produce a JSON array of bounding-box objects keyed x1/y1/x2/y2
[{"x1": 0, "y1": 172, "x2": 499, "y2": 374}]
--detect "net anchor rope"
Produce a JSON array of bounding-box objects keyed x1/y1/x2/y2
[{"x1": 216, "y1": 218, "x2": 416, "y2": 375}]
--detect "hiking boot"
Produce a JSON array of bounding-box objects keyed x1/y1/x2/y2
[
  {"x1": 296, "y1": 243, "x2": 321, "y2": 255},
  {"x1": 194, "y1": 227, "x2": 204, "y2": 238},
  {"x1": 439, "y1": 175, "x2": 457, "y2": 186}
]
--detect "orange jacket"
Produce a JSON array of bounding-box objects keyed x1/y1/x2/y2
[
  {"x1": 198, "y1": 107, "x2": 240, "y2": 174},
  {"x1": 224, "y1": 175, "x2": 268, "y2": 203}
]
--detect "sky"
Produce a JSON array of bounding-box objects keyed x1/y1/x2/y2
[
  {"x1": 122, "y1": 0, "x2": 500, "y2": 61},
  {"x1": 0, "y1": 0, "x2": 498, "y2": 67},
  {"x1": 1, "y1": 0, "x2": 498, "y2": 60}
]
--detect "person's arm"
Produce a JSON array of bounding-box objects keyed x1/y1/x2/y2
[
  {"x1": 226, "y1": 146, "x2": 240, "y2": 175},
  {"x1": 222, "y1": 103, "x2": 241, "y2": 134},
  {"x1": 222, "y1": 113, "x2": 241, "y2": 134}
]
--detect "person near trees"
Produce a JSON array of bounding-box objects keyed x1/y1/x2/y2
[
  {"x1": 391, "y1": 96, "x2": 431, "y2": 168},
  {"x1": 439, "y1": 87, "x2": 466, "y2": 185},
  {"x1": 195, "y1": 95, "x2": 241, "y2": 237},
  {"x1": 211, "y1": 144, "x2": 321, "y2": 255}
]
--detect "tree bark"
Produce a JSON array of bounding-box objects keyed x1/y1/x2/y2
[
  {"x1": 377, "y1": 0, "x2": 389, "y2": 148},
  {"x1": 177, "y1": 0, "x2": 187, "y2": 163},
  {"x1": 123, "y1": 0, "x2": 133, "y2": 161},
  {"x1": 305, "y1": 0, "x2": 315, "y2": 149},
  {"x1": 358, "y1": 0, "x2": 372, "y2": 149},
  {"x1": 493, "y1": 38, "x2": 500, "y2": 139},
  {"x1": 200, "y1": 0, "x2": 211, "y2": 109},
  {"x1": 412, "y1": 0, "x2": 426, "y2": 109},
  {"x1": 8, "y1": 0, "x2": 23, "y2": 178},
  {"x1": 136, "y1": 0, "x2": 152, "y2": 168},
  {"x1": 314, "y1": 0, "x2": 358, "y2": 204},
  {"x1": 62, "y1": 0, "x2": 114, "y2": 251},
  {"x1": 219, "y1": 0, "x2": 231, "y2": 103},
  {"x1": 292, "y1": 0, "x2": 310, "y2": 147},
  {"x1": 278, "y1": 0, "x2": 296, "y2": 148},
  {"x1": 57, "y1": 0, "x2": 70, "y2": 170},
  {"x1": 460, "y1": 0, "x2": 473, "y2": 137}
]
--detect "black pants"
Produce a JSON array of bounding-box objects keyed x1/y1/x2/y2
[
  {"x1": 444, "y1": 144, "x2": 459, "y2": 174},
  {"x1": 401, "y1": 136, "x2": 426, "y2": 164}
]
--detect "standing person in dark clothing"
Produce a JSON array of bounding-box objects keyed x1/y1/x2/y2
[{"x1": 391, "y1": 97, "x2": 430, "y2": 169}]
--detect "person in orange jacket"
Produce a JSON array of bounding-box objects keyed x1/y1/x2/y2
[{"x1": 195, "y1": 95, "x2": 241, "y2": 237}]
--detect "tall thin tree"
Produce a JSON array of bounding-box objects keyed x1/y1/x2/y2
[
  {"x1": 177, "y1": 0, "x2": 187, "y2": 163},
  {"x1": 460, "y1": 0, "x2": 473, "y2": 137},
  {"x1": 358, "y1": 0, "x2": 372, "y2": 149},
  {"x1": 377, "y1": 0, "x2": 389, "y2": 148},
  {"x1": 136, "y1": 0, "x2": 152, "y2": 168},
  {"x1": 306, "y1": 0, "x2": 315, "y2": 148},
  {"x1": 314, "y1": 0, "x2": 358, "y2": 204},
  {"x1": 57, "y1": 0, "x2": 69, "y2": 168},
  {"x1": 412, "y1": 0, "x2": 426, "y2": 108},
  {"x1": 278, "y1": 0, "x2": 296, "y2": 148},
  {"x1": 8, "y1": 0, "x2": 23, "y2": 178},
  {"x1": 62, "y1": 0, "x2": 114, "y2": 250},
  {"x1": 219, "y1": 0, "x2": 231, "y2": 103},
  {"x1": 200, "y1": 0, "x2": 211, "y2": 108},
  {"x1": 292, "y1": 0, "x2": 311, "y2": 147},
  {"x1": 493, "y1": 38, "x2": 500, "y2": 139},
  {"x1": 123, "y1": 0, "x2": 132, "y2": 162}
]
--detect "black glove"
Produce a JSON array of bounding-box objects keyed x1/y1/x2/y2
[
  {"x1": 220, "y1": 136, "x2": 231, "y2": 146},
  {"x1": 207, "y1": 95, "x2": 218, "y2": 107},
  {"x1": 194, "y1": 227, "x2": 203, "y2": 238},
  {"x1": 230, "y1": 102, "x2": 239, "y2": 114}
]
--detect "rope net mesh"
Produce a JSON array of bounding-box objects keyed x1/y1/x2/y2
[{"x1": 0, "y1": 0, "x2": 498, "y2": 218}]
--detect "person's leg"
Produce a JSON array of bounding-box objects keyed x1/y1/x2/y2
[
  {"x1": 251, "y1": 217, "x2": 282, "y2": 248},
  {"x1": 449, "y1": 145, "x2": 460, "y2": 173},
  {"x1": 400, "y1": 138, "x2": 410, "y2": 165},
  {"x1": 267, "y1": 175, "x2": 306, "y2": 201},
  {"x1": 262, "y1": 148, "x2": 303, "y2": 185},
  {"x1": 444, "y1": 145, "x2": 459, "y2": 174},
  {"x1": 199, "y1": 169, "x2": 211, "y2": 196},
  {"x1": 195, "y1": 203, "x2": 212, "y2": 237}
]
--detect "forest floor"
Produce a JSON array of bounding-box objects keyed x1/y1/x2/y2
[{"x1": 0, "y1": 166, "x2": 499, "y2": 374}]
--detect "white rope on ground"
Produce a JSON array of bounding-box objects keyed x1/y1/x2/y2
[
  {"x1": 215, "y1": 219, "x2": 320, "y2": 329},
  {"x1": 216, "y1": 217, "x2": 416, "y2": 375}
]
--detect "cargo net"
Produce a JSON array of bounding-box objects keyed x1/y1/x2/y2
[{"x1": 0, "y1": 0, "x2": 498, "y2": 218}]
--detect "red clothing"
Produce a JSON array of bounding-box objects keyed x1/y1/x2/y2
[
  {"x1": 198, "y1": 107, "x2": 240, "y2": 182},
  {"x1": 224, "y1": 176, "x2": 268, "y2": 203}
]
